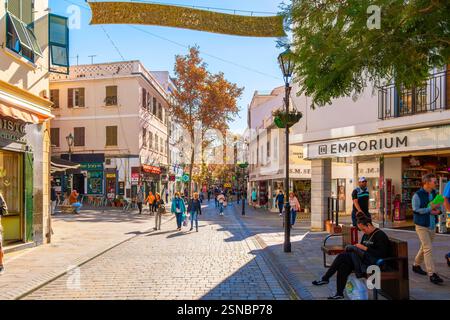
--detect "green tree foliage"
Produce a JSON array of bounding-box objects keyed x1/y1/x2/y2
[{"x1": 283, "y1": 0, "x2": 450, "y2": 107}]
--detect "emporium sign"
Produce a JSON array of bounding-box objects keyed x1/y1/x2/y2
[{"x1": 305, "y1": 125, "x2": 450, "y2": 159}]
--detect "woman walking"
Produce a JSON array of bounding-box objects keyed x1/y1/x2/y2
[
  {"x1": 289, "y1": 192, "x2": 301, "y2": 228},
  {"x1": 153, "y1": 193, "x2": 165, "y2": 231},
  {"x1": 146, "y1": 191, "x2": 155, "y2": 215},
  {"x1": 136, "y1": 185, "x2": 145, "y2": 214},
  {"x1": 188, "y1": 192, "x2": 202, "y2": 232},
  {"x1": 171, "y1": 192, "x2": 186, "y2": 231}
]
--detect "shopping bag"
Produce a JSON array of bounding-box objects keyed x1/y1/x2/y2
[{"x1": 345, "y1": 275, "x2": 368, "y2": 300}]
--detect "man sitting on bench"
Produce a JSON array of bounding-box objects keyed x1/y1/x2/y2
[{"x1": 312, "y1": 212, "x2": 391, "y2": 299}]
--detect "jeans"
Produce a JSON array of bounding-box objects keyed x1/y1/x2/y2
[
  {"x1": 215, "y1": 199, "x2": 219, "y2": 208},
  {"x1": 219, "y1": 203, "x2": 224, "y2": 214},
  {"x1": 322, "y1": 252, "x2": 355, "y2": 296},
  {"x1": 175, "y1": 213, "x2": 183, "y2": 229},
  {"x1": 190, "y1": 211, "x2": 198, "y2": 229},
  {"x1": 155, "y1": 211, "x2": 162, "y2": 230},
  {"x1": 278, "y1": 203, "x2": 284, "y2": 214},
  {"x1": 72, "y1": 202, "x2": 82, "y2": 213},
  {"x1": 290, "y1": 209, "x2": 297, "y2": 225},
  {"x1": 137, "y1": 202, "x2": 143, "y2": 214}
]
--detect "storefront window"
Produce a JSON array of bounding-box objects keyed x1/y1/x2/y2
[{"x1": 0, "y1": 151, "x2": 22, "y2": 214}]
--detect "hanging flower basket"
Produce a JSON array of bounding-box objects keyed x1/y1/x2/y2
[{"x1": 272, "y1": 109, "x2": 302, "y2": 128}]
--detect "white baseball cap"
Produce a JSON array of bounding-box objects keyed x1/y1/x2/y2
[{"x1": 359, "y1": 177, "x2": 367, "y2": 182}]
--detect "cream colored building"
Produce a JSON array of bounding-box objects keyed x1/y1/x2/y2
[
  {"x1": 0, "y1": 0, "x2": 65, "y2": 248},
  {"x1": 49, "y1": 61, "x2": 170, "y2": 199}
]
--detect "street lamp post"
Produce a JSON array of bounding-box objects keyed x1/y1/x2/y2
[
  {"x1": 66, "y1": 133, "x2": 74, "y2": 161},
  {"x1": 278, "y1": 48, "x2": 295, "y2": 253},
  {"x1": 238, "y1": 162, "x2": 249, "y2": 215}
]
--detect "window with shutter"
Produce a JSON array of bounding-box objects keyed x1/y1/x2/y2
[
  {"x1": 105, "y1": 86, "x2": 117, "y2": 106},
  {"x1": 50, "y1": 89, "x2": 59, "y2": 108},
  {"x1": 155, "y1": 134, "x2": 159, "y2": 151},
  {"x1": 149, "y1": 132, "x2": 153, "y2": 149},
  {"x1": 160, "y1": 137, "x2": 164, "y2": 153},
  {"x1": 74, "y1": 127, "x2": 85, "y2": 147},
  {"x1": 142, "y1": 88, "x2": 147, "y2": 109},
  {"x1": 147, "y1": 93, "x2": 151, "y2": 111},
  {"x1": 142, "y1": 128, "x2": 147, "y2": 148},
  {"x1": 50, "y1": 128, "x2": 60, "y2": 147},
  {"x1": 158, "y1": 103, "x2": 162, "y2": 120},
  {"x1": 106, "y1": 126, "x2": 118, "y2": 146},
  {"x1": 68, "y1": 88, "x2": 73, "y2": 108},
  {"x1": 153, "y1": 98, "x2": 157, "y2": 115},
  {"x1": 78, "y1": 88, "x2": 85, "y2": 107}
]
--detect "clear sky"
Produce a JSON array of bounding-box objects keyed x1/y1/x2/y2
[{"x1": 49, "y1": 0, "x2": 287, "y2": 134}]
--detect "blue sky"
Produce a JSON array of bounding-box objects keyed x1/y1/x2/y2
[{"x1": 49, "y1": 0, "x2": 287, "y2": 133}]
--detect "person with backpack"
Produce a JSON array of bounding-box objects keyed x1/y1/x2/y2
[
  {"x1": 0, "y1": 191, "x2": 7, "y2": 274},
  {"x1": 153, "y1": 193, "x2": 165, "y2": 231},
  {"x1": 188, "y1": 192, "x2": 202, "y2": 232},
  {"x1": 171, "y1": 192, "x2": 186, "y2": 231},
  {"x1": 312, "y1": 213, "x2": 390, "y2": 300}
]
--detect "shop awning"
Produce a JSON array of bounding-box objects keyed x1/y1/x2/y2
[
  {"x1": 0, "y1": 102, "x2": 40, "y2": 124},
  {"x1": 51, "y1": 157, "x2": 81, "y2": 173}
]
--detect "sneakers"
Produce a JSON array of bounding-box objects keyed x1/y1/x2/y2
[
  {"x1": 327, "y1": 294, "x2": 344, "y2": 300},
  {"x1": 412, "y1": 265, "x2": 428, "y2": 276},
  {"x1": 0, "y1": 265, "x2": 4, "y2": 275},
  {"x1": 312, "y1": 279, "x2": 329, "y2": 286},
  {"x1": 189, "y1": 227, "x2": 193, "y2": 231},
  {"x1": 430, "y1": 273, "x2": 444, "y2": 285}
]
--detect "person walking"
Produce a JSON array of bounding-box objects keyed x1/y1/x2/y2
[
  {"x1": 146, "y1": 191, "x2": 155, "y2": 215},
  {"x1": 188, "y1": 192, "x2": 202, "y2": 232},
  {"x1": 351, "y1": 177, "x2": 371, "y2": 226},
  {"x1": 275, "y1": 190, "x2": 285, "y2": 217},
  {"x1": 171, "y1": 192, "x2": 186, "y2": 231},
  {"x1": 136, "y1": 185, "x2": 145, "y2": 215},
  {"x1": 0, "y1": 190, "x2": 8, "y2": 274},
  {"x1": 411, "y1": 173, "x2": 444, "y2": 285},
  {"x1": 217, "y1": 192, "x2": 226, "y2": 216},
  {"x1": 153, "y1": 193, "x2": 165, "y2": 231},
  {"x1": 50, "y1": 182, "x2": 57, "y2": 215},
  {"x1": 312, "y1": 213, "x2": 390, "y2": 299},
  {"x1": 289, "y1": 192, "x2": 301, "y2": 228},
  {"x1": 251, "y1": 189, "x2": 257, "y2": 207}
]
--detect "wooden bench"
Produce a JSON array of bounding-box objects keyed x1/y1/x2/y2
[{"x1": 321, "y1": 225, "x2": 409, "y2": 300}]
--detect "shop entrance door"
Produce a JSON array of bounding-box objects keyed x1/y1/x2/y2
[{"x1": 73, "y1": 174, "x2": 85, "y2": 195}]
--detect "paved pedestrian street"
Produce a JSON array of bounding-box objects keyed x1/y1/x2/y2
[{"x1": 20, "y1": 203, "x2": 290, "y2": 300}]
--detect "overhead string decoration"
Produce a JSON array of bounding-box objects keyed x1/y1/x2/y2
[{"x1": 88, "y1": 1, "x2": 286, "y2": 38}]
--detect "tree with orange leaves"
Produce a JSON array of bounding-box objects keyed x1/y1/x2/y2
[{"x1": 169, "y1": 47, "x2": 243, "y2": 197}]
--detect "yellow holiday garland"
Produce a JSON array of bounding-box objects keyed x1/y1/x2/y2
[{"x1": 88, "y1": 1, "x2": 286, "y2": 38}]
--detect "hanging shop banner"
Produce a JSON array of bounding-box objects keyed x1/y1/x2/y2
[
  {"x1": 88, "y1": 1, "x2": 286, "y2": 38},
  {"x1": 87, "y1": 171, "x2": 103, "y2": 195},
  {"x1": 80, "y1": 162, "x2": 103, "y2": 171},
  {"x1": 142, "y1": 165, "x2": 161, "y2": 175}
]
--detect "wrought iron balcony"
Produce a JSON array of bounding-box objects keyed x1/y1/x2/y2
[
  {"x1": 378, "y1": 70, "x2": 448, "y2": 120},
  {"x1": 105, "y1": 96, "x2": 118, "y2": 106}
]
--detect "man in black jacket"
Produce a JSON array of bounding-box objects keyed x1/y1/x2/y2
[{"x1": 312, "y1": 213, "x2": 390, "y2": 299}]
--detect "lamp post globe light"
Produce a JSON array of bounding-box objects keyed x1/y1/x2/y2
[
  {"x1": 238, "y1": 162, "x2": 249, "y2": 215},
  {"x1": 278, "y1": 48, "x2": 295, "y2": 253}
]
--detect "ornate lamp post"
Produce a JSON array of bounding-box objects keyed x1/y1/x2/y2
[
  {"x1": 238, "y1": 162, "x2": 249, "y2": 215},
  {"x1": 278, "y1": 48, "x2": 295, "y2": 253},
  {"x1": 66, "y1": 133, "x2": 74, "y2": 161}
]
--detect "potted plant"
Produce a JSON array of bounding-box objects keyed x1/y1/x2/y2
[{"x1": 272, "y1": 109, "x2": 302, "y2": 128}]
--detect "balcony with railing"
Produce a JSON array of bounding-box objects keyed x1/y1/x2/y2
[{"x1": 378, "y1": 71, "x2": 449, "y2": 120}]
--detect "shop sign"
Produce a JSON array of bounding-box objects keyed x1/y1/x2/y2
[
  {"x1": 80, "y1": 162, "x2": 103, "y2": 171},
  {"x1": 305, "y1": 125, "x2": 450, "y2": 159},
  {"x1": 0, "y1": 117, "x2": 26, "y2": 143},
  {"x1": 106, "y1": 173, "x2": 116, "y2": 179},
  {"x1": 358, "y1": 162, "x2": 380, "y2": 177},
  {"x1": 224, "y1": 183, "x2": 232, "y2": 188},
  {"x1": 289, "y1": 168, "x2": 311, "y2": 176},
  {"x1": 142, "y1": 165, "x2": 161, "y2": 174}
]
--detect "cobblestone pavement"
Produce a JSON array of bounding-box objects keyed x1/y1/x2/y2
[
  {"x1": 233, "y1": 203, "x2": 450, "y2": 300},
  {"x1": 22, "y1": 202, "x2": 290, "y2": 300},
  {"x1": 0, "y1": 208, "x2": 171, "y2": 300}
]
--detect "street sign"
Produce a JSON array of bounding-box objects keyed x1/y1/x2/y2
[{"x1": 182, "y1": 174, "x2": 190, "y2": 182}]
